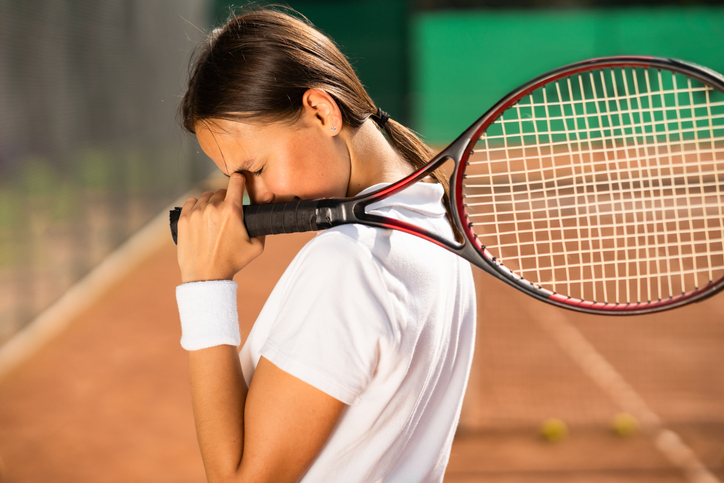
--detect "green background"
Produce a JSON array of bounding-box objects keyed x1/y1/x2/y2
[
  {"x1": 214, "y1": 2, "x2": 724, "y2": 144},
  {"x1": 412, "y1": 7, "x2": 724, "y2": 142}
]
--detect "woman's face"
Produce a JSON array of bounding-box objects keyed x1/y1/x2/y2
[{"x1": 195, "y1": 116, "x2": 351, "y2": 204}]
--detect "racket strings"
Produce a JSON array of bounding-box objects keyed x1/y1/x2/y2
[{"x1": 464, "y1": 66, "x2": 724, "y2": 305}]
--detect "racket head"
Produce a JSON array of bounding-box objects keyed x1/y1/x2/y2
[{"x1": 450, "y1": 56, "x2": 724, "y2": 314}]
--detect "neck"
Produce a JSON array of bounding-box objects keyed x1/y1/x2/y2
[{"x1": 342, "y1": 120, "x2": 413, "y2": 197}]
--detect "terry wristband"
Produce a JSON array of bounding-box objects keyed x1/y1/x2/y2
[{"x1": 176, "y1": 280, "x2": 241, "y2": 351}]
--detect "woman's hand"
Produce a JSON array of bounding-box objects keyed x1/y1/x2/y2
[{"x1": 177, "y1": 173, "x2": 265, "y2": 283}]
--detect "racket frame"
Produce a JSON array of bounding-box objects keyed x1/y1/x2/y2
[{"x1": 448, "y1": 56, "x2": 724, "y2": 314}]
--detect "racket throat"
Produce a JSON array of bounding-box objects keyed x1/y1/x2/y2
[{"x1": 316, "y1": 200, "x2": 357, "y2": 230}]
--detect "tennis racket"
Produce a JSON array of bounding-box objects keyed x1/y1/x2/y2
[{"x1": 171, "y1": 56, "x2": 724, "y2": 315}]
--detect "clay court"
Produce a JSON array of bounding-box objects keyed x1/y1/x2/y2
[{"x1": 0, "y1": 211, "x2": 722, "y2": 482}]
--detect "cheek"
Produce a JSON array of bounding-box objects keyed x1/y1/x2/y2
[
  {"x1": 305, "y1": 153, "x2": 351, "y2": 198},
  {"x1": 277, "y1": 134, "x2": 350, "y2": 199}
]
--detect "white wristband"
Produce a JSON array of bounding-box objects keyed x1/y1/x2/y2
[{"x1": 176, "y1": 280, "x2": 241, "y2": 351}]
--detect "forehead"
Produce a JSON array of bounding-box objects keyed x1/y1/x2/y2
[
  {"x1": 194, "y1": 118, "x2": 292, "y2": 149},
  {"x1": 195, "y1": 116, "x2": 309, "y2": 157},
  {"x1": 194, "y1": 119, "x2": 260, "y2": 173},
  {"x1": 196, "y1": 119, "x2": 250, "y2": 146}
]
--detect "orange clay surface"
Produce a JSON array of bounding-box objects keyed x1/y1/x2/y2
[{"x1": 0, "y1": 230, "x2": 723, "y2": 482}]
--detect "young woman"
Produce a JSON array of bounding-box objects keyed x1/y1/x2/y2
[{"x1": 175, "y1": 7, "x2": 476, "y2": 483}]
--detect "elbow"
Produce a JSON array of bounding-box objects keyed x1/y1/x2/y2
[
  {"x1": 203, "y1": 461, "x2": 244, "y2": 483},
  {"x1": 206, "y1": 472, "x2": 240, "y2": 483}
]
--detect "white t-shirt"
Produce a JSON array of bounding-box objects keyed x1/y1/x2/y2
[{"x1": 239, "y1": 182, "x2": 476, "y2": 483}]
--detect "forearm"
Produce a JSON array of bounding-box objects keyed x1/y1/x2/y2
[{"x1": 189, "y1": 345, "x2": 248, "y2": 482}]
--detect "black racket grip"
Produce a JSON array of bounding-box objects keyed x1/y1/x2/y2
[
  {"x1": 244, "y1": 199, "x2": 328, "y2": 236},
  {"x1": 169, "y1": 199, "x2": 329, "y2": 245},
  {"x1": 170, "y1": 207, "x2": 181, "y2": 244}
]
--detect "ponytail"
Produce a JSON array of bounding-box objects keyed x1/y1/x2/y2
[{"x1": 380, "y1": 118, "x2": 460, "y2": 242}]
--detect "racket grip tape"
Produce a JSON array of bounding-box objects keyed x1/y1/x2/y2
[
  {"x1": 244, "y1": 199, "x2": 327, "y2": 236},
  {"x1": 169, "y1": 199, "x2": 330, "y2": 245}
]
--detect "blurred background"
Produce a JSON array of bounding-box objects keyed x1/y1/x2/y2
[
  {"x1": 0, "y1": 0, "x2": 211, "y2": 345},
  {"x1": 0, "y1": 0, "x2": 723, "y2": 481}
]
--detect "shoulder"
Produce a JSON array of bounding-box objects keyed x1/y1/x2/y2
[
  {"x1": 298, "y1": 224, "x2": 378, "y2": 262},
  {"x1": 287, "y1": 223, "x2": 392, "y2": 280},
  {"x1": 270, "y1": 224, "x2": 395, "y2": 315}
]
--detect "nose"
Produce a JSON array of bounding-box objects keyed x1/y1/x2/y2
[{"x1": 243, "y1": 174, "x2": 274, "y2": 204}]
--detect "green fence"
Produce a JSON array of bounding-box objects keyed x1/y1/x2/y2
[{"x1": 411, "y1": 7, "x2": 724, "y2": 143}]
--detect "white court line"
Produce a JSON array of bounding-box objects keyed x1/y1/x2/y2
[
  {"x1": 536, "y1": 306, "x2": 720, "y2": 483},
  {"x1": 0, "y1": 191, "x2": 194, "y2": 382}
]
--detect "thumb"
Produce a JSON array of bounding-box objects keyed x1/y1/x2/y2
[{"x1": 226, "y1": 172, "x2": 245, "y2": 207}]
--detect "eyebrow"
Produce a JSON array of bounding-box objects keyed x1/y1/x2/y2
[{"x1": 222, "y1": 159, "x2": 256, "y2": 177}]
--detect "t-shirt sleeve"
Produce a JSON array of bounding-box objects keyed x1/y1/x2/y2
[{"x1": 260, "y1": 229, "x2": 395, "y2": 406}]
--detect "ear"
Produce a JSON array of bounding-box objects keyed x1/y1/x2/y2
[{"x1": 301, "y1": 88, "x2": 343, "y2": 136}]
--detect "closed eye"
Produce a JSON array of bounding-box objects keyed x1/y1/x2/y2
[{"x1": 228, "y1": 166, "x2": 263, "y2": 177}]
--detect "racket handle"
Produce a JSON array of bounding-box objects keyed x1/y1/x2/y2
[
  {"x1": 169, "y1": 199, "x2": 332, "y2": 245},
  {"x1": 243, "y1": 199, "x2": 329, "y2": 236}
]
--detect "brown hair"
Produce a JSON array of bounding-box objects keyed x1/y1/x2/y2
[{"x1": 181, "y1": 7, "x2": 454, "y2": 225}]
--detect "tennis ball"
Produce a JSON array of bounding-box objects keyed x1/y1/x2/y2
[
  {"x1": 611, "y1": 412, "x2": 639, "y2": 437},
  {"x1": 540, "y1": 418, "x2": 568, "y2": 442}
]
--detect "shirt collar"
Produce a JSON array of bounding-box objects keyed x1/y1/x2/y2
[{"x1": 359, "y1": 182, "x2": 446, "y2": 217}]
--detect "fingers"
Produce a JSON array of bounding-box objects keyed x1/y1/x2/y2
[
  {"x1": 225, "y1": 172, "x2": 245, "y2": 207},
  {"x1": 182, "y1": 187, "x2": 228, "y2": 215},
  {"x1": 175, "y1": 175, "x2": 262, "y2": 282},
  {"x1": 183, "y1": 191, "x2": 213, "y2": 213},
  {"x1": 197, "y1": 190, "x2": 218, "y2": 207},
  {"x1": 182, "y1": 196, "x2": 198, "y2": 214},
  {"x1": 182, "y1": 172, "x2": 244, "y2": 214}
]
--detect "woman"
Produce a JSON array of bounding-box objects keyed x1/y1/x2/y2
[{"x1": 175, "y1": 7, "x2": 476, "y2": 482}]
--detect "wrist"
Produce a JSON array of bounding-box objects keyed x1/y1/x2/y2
[
  {"x1": 180, "y1": 269, "x2": 236, "y2": 285},
  {"x1": 176, "y1": 280, "x2": 241, "y2": 350}
]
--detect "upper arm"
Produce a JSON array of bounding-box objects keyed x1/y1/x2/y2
[{"x1": 238, "y1": 356, "x2": 346, "y2": 483}]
